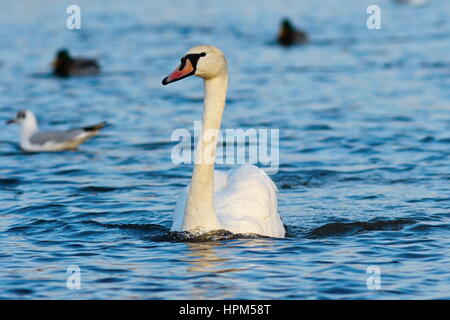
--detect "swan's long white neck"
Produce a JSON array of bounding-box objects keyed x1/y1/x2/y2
[{"x1": 182, "y1": 73, "x2": 228, "y2": 232}]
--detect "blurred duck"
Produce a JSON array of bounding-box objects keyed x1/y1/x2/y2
[
  {"x1": 277, "y1": 18, "x2": 308, "y2": 46},
  {"x1": 52, "y1": 49, "x2": 100, "y2": 77},
  {"x1": 392, "y1": 0, "x2": 428, "y2": 5},
  {"x1": 6, "y1": 110, "x2": 106, "y2": 152}
]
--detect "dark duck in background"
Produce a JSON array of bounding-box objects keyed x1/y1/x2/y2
[
  {"x1": 277, "y1": 18, "x2": 308, "y2": 46},
  {"x1": 52, "y1": 49, "x2": 100, "y2": 77}
]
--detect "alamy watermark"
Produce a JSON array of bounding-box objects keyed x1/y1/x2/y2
[
  {"x1": 66, "y1": 5, "x2": 81, "y2": 29},
  {"x1": 171, "y1": 121, "x2": 280, "y2": 174},
  {"x1": 66, "y1": 265, "x2": 81, "y2": 290},
  {"x1": 367, "y1": 5, "x2": 382, "y2": 30},
  {"x1": 366, "y1": 265, "x2": 381, "y2": 290}
]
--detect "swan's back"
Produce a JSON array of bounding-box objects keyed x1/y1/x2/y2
[
  {"x1": 215, "y1": 165, "x2": 285, "y2": 238},
  {"x1": 172, "y1": 165, "x2": 284, "y2": 238}
]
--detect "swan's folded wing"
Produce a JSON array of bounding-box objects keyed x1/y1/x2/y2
[
  {"x1": 171, "y1": 166, "x2": 285, "y2": 237},
  {"x1": 214, "y1": 164, "x2": 285, "y2": 238},
  {"x1": 172, "y1": 185, "x2": 189, "y2": 231}
]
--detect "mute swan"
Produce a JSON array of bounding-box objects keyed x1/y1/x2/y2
[
  {"x1": 162, "y1": 45, "x2": 285, "y2": 238},
  {"x1": 278, "y1": 18, "x2": 308, "y2": 46},
  {"x1": 6, "y1": 110, "x2": 106, "y2": 152},
  {"x1": 52, "y1": 49, "x2": 100, "y2": 77}
]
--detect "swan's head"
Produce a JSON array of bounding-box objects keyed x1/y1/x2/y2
[
  {"x1": 6, "y1": 110, "x2": 37, "y2": 126},
  {"x1": 162, "y1": 45, "x2": 227, "y2": 85}
]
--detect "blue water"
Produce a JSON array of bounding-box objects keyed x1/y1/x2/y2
[{"x1": 1, "y1": 0, "x2": 449, "y2": 299}]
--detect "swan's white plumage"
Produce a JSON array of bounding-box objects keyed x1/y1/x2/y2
[
  {"x1": 164, "y1": 45, "x2": 285, "y2": 238},
  {"x1": 172, "y1": 164, "x2": 285, "y2": 238}
]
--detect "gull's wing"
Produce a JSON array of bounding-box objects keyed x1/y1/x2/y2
[
  {"x1": 29, "y1": 129, "x2": 83, "y2": 145},
  {"x1": 29, "y1": 122, "x2": 106, "y2": 145}
]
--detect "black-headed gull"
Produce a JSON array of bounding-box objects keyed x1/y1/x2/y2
[{"x1": 6, "y1": 110, "x2": 106, "y2": 152}]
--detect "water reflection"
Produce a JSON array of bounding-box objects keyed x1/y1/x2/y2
[
  {"x1": 182, "y1": 242, "x2": 237, "y2": 299},
  {"x1": 183, "y1": 239, "x2": 285, "y2": 299}
]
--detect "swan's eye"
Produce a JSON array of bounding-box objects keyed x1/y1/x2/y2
[
  {"x1": 180, "y1": 53, "x2": 207, "y2": 72},
  {"x1": 17, "y1": 111, "x2": 26, "y2": 119}
]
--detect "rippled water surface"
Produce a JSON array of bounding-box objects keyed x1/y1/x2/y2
[{"x1": 1, "y1": 0, "x2": 449, "y2": 299}]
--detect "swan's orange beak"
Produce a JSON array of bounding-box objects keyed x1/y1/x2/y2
[{"x1": 162, "y1": 58, "x2": 195, "y2": 85}]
